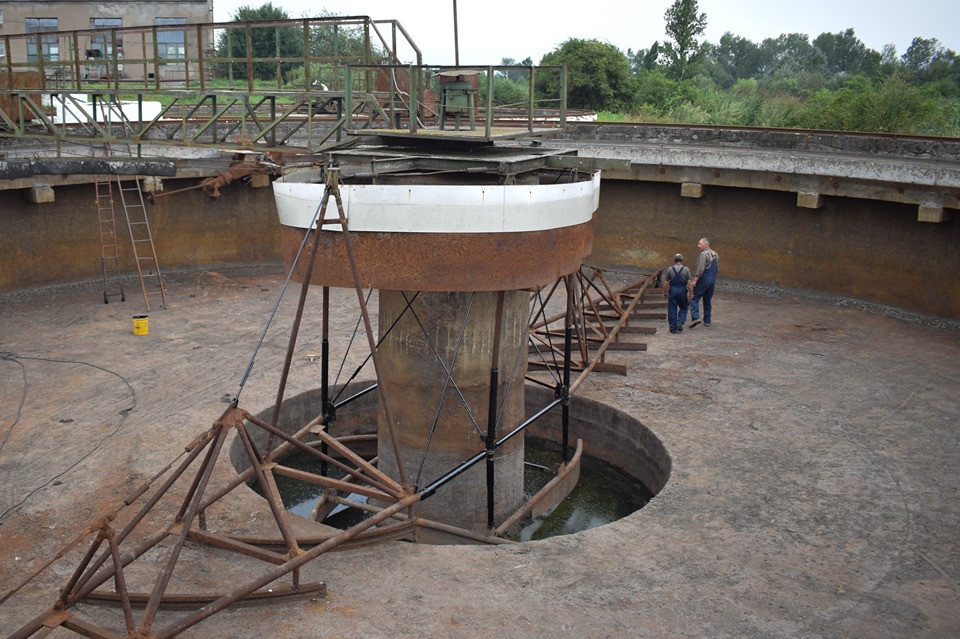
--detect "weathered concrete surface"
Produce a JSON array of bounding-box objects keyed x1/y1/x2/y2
[
  {"x1": 0, "y1": 268, "x2": 957, "y2": 637},
  {"x1": 0, "y1": 159, "x2": 177, "y2": 180},
  {"x1": 549, "y1": 124, "x2": 960, "y2": 212},
  {"x1": 591, "y1": 180, "x2": 960, "y2": 319},
  {"x1": 0, "y1": 180, "x2": 282, "y2": 291}
]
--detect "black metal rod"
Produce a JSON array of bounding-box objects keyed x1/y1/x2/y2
[
  {"x1": 420, "y1": 451, "x2": 485, "y2": 500},
  {"x1": 496, "y1": 398, "x2": 562, "y2": 448},
  {"x1": 265, "y1": 190, "x2": 329, "y2": 454},
  {"x1": 321, "y1": 285, "x2": 330, "y2": 476},
  {"x1": 422, "y1": 397, "x2": 562, "y2": 500},
  {"x1": 486, "y1": 367, "x2": 498, "y2": 528},
  {"x1": 333, "y1": 382, "x2": 378, "y2": 409},
  {"x1": 562, "y1": 275, "x2": 574, "y2": 462}
]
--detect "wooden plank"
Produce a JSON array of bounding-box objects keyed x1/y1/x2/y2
[{"x1": 605, "y1": 342, "x2": 648, "y2": 351}]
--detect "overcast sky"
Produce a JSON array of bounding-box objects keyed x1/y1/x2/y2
[{"x1": 211, "y1": 0, "x2": 959, "y2": 66}]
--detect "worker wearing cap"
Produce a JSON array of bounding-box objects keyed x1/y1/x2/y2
[
  {"x1": 689, "y1": 237, "x2": 720, "y2": 328},
  {"x1": 662, "y1": 253, "x2": 693, "y2": 334}
]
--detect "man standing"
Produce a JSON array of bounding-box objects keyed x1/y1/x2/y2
[
  {"x1": 662, "y1": 253, "x2": 693, "y2": 334},
  {"x1": 689, "y1": 237, "x2": 719, "y2": 328}
]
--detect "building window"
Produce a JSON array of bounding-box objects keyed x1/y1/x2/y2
[
  {"x1": 26, "y1": 18, "x2": 59, "y2": 62},
  {"x1": 89, "y1": 18, "x2": 123, "y2": 58},
  {"x1": 155, "y1": 18, "x2": 187, "y2": 61}
]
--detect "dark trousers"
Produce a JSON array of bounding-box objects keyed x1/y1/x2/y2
[
  {"x1": 691, "y1": 262, "x2": 718, "y2": 324},
  {"x1": 667, "y1": 286, "x2": 689, "y2": 332}
]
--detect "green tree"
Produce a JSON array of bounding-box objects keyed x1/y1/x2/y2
[
  {"x1": 633, "y1": 69, "x2": 677, "y2": 112},
  {"x1": 216, "y1": 3, "x2": 304, "y2": 81},
  {"x1": 704, "y1": 33, "x2": 762, "y2": 86},
  {"x1": 627, "y1": 43, "x2": 661, "y2": 74},
  {"x1": 538, "y1": 39, "x2": 638, "y2": 112},
  {"x1": 499, "y1": 57, "x2": 534, "y2": 84},
  {"x1": 902, "y1": 37, "x2": 960, "y2": 87},
  {"x1": 662, "y1": 0, "x2": 707, "y2": 79},
  {"x1": 758, "y1": 33, "x2": 825, "y2": 77},
  {"x1": 306, "y1": 11, "x2": 379, "y2": 89},
  {"x1": 813, "y1": 28, "x2": 881, "y2": 77}
]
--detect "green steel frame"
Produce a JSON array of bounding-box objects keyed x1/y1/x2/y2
[{"x1": 0, "y1": 16, "x2": 568, "y2": 154}]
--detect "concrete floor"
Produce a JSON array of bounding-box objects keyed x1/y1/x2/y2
[{"x1": 0, "y1": 267, "x2": 958, "y2": 638}]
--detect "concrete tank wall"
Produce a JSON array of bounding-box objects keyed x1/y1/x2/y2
[
  {"x1": 589, "y1": 179, "x2": 960, "y2": 319},
  {"x1": 0, "y1": 179, "x2": 282, "y2": 292},
  {"x1": 2, "y1": 175, "x2": 957, "y2": 319}
]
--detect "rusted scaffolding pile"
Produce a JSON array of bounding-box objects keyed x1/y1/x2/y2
[
  {"x1": 529, "y1": 266, "x2": 665, "y2": 383},
  {"x1": 0, "y1": 173, "x2": 657, "y2": 637}
]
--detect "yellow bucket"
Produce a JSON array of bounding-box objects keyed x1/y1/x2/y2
[{"x1": 132, "y1": 315, "x2": 149, "y2": 335}]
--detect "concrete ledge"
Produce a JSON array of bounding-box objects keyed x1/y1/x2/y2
[
  {"x1": 918, "y1": 203, "x2": 951, "y2": 223},
  {"x1": 797, "y1": 191, "x2": 824, "y2": 209},
  {"x1": 23, "y1": 184, "x2": 55, "y2": 203},
  {"x1": 680, "y1": 182, "x2": 704, "y2": 198}
]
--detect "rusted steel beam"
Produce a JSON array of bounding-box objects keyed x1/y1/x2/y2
[
  {"x1": 305, "y1": 421, "x2": 402, "y2": 494},
  {"x1": 330, "y1": 179, "x2": 409, "y2": 490},
  {"x1": 236, "y1": 423, "x2": 302, "y2": 559},
  {"x1": 83, "y1": 582, "x2": 327, "y2": 610},
  {"x1": 106, "y1": 531, "x2": 137, "y2": 635},
  {"x1": 154, "y1": 493, "x2": 421, "y2": 638},
  {"x1": 0, "y1": 515, "x2": 115, "y2": 606},
  {"x1": 186, "y1": 529, "x2": 289, "y2": 564},
  {"x1": 70, "y1": 526, "x2": 177, "y2": 604},
  {"x1": 264, "y1": 186, "x2": 331, "y2": 456},
  {"x1": 569, "y1": 274, "x2": 655, "y2": 395},
  {"x1": 604, "y1": 342, "x2": 648, "y2": 351},
  {"x1": 272, "y1": 464, "x2": 396, "y2": 503},
  {"x1": 67, "y1": 429, "x2": 218, "y2": 602},
  {"x1": 224, "y1": 519, "x2": 413, "y2": 549},
  {"x1": 139, "y1": 424, "x2": 228, "y2": 634},
  {"x1": 54, "y1": 528, "x2": 107, "y2": 610},
  {"x1": 62, "y1": 615, "x2": 124, "y2": 639},
  {"x1": 242, "y1": 410, "x2": 401, "y2": 497}
]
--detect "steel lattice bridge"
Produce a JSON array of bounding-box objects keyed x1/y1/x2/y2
[{"x1": 0, "y1": 15, "x2": 569, "y2": 155}]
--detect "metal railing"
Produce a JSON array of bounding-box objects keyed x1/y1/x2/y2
[{"x1": 0, "y1": 17, "x2": 568, "y2": 154}]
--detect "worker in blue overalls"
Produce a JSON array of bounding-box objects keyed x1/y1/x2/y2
[
  {"x1": 662, "y1": 253, "x2": 693, "y2": 334},
  {"x1": 690, "y1": 237, "x2": 720, "y2": 328}
]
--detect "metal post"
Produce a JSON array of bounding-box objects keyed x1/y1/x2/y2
[
  {"x1": 408, "y1": 65, "x2": 418, "y2": 133},
  {"x1": 562, "y1": 275, "x2": 573, "y2": 462},
  {"x1": 452, "y1": 0, "x2": 460, "y2": 67},
  {"x1": 485, "y1": 65, "x2": 493, "y2": 137},
  {"x1": 264, "y1": 187, "x2": 331, "y2": 455},
  {"x1": 344, "y1": 66, "x2": 353, "y2": 131},
  {"x1": 321, "y1": 285, "x2": 330, "y2": 476}
]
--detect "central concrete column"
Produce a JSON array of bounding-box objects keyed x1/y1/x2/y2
[{"x1": 377, "y1": 289, "x2": 529, "y2": 532}]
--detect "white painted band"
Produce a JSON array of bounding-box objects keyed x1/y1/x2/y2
[{"x1": 273, "y1": 171, "x2": 600, "y2": 233}]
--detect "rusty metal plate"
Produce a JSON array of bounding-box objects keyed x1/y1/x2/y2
[{"x1": 279, "y1": 222, "x2": 594, "y2": 291}]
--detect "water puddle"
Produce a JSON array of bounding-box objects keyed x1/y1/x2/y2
[{"x1": 251, "y1": 437, "x2": 652, "y2": 541}]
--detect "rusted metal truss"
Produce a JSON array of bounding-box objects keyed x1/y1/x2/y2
[
  {"x1": 528, "y1": 266, "x2": 664, "y2": 387},
  {"x1": 0, "y1": 175, "x2": 656, "y2": 637}
]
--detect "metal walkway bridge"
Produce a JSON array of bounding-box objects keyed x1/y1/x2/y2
[{"x1": 0, "y1": 15, "x2": 569, "y2": 156}]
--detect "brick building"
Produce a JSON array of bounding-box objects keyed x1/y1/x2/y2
[{"x1": 0, "y1": 0, "x2": 212, "y2": 81}]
